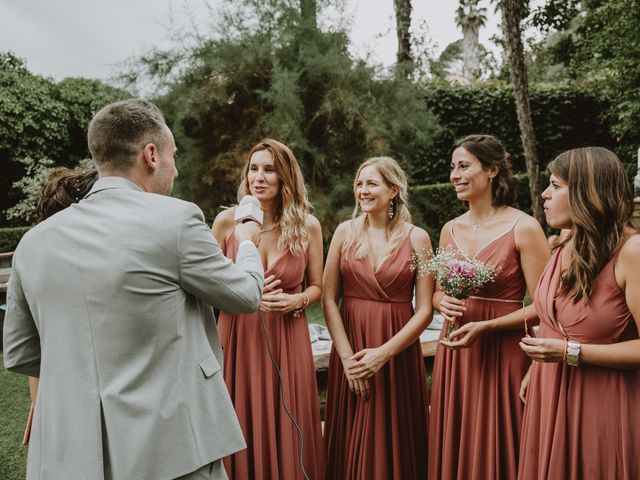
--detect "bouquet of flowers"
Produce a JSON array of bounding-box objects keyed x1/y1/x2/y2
[{"x1": 412, "y1": 247, "x2": 500, "y2": 339}]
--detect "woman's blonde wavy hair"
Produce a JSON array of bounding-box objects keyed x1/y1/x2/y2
[
  {"x1": 238, "y1": 138, "x2": 310, "y2": 255},
  {"x1": 345, "y1": 157, "x2": 412, "y2": 259},
  {"x1": 549, "y1": 147, "x2": 635, "y2": 303}
]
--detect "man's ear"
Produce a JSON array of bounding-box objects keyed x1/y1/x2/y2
[{"x1": 141, "y1": 143, "x2": 159, "y2": 171}]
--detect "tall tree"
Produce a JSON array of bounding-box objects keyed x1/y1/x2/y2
[
  {"x1": 456, "y1": 0, "x2": 487, "y2": 83},
  {"x1": 300, "y1": 0, "x2": 318, "y2": 32},
  {"x1": 130, "y1": 0, "x2": 440, "y2": 226},
  {"x1": 393, "y1": 0, "x2": 413, "y2": 74},
  {"x1": 498, "y1": 0, "x2": 544, "y2": 223}
]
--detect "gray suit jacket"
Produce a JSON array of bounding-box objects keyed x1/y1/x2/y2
[{"x1": 3, "y1": 177, "x2": 264, "y2": 480}]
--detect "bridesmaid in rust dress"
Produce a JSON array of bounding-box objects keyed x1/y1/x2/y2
[
  {"x1": 212, "y1": 139, "x2": 324, "y2": 479},
  {"x1": 429, "y1": 135, "x2": 549, "y2": 480},
  {"x1": 323, "y1": 156, "x2": 433, "y2": 480},
  {"x1": 519, "y1": 147, "x2": 640, "y2": 479}
]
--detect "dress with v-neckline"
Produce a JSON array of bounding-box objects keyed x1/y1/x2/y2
[
  {"x1": 364, "y1": 232, "x2": 411, "y2": 275},
  {"x1": 217, "y1": 231, "x2": 325, "y2": 480},
  {"x1": 519, "y1": 238, "x2": 640, "y2": 479},
  {"x1": 450, "y1": 215, "x2": 523, "y2": 259},
  {"x1": 324, "y1": 227, "x2": 429, "y2": 479},
  {"x1": 429, "y1": 216, "x2": 530, "y2": 480},
  {"x1": 262, "y1": 246, "x2": 289, "y2": 274}
]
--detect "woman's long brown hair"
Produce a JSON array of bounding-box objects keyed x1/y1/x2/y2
[
  {"x1": 549, "y1": 147, "x2": 634, "y2": 302},
  {"x1": 36, "y1": 168, "x2": 99, "y2": 222},
  {"x1": 238, "y1": 138, "x2": 310, "y2": 255}
]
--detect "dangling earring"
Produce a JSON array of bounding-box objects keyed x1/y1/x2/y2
[{"x1": 388, "y1": 199, "x2": 395, "y2": 220}]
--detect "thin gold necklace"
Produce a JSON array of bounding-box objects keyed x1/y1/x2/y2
[
  {"x1": 259, "y1": 222, "x2": 279, "y2": 234},
  {"x1": 469, "y1": 208, "x2": 497, "y2": 233}
]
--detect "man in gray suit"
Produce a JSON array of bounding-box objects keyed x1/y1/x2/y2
[{"x1": 3, "y1": 99, "x2": 263, "y2": 480}]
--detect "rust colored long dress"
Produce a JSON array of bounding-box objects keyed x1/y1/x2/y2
[
  {"x1": 218, "y1": 233, "x2": 325, "y2": 480},
  {"x1": 429, "y1": 222, "x2": 531, "y2": 480},
  {"x1": 518, "y1": 244, "x2": 640, "y2": 479},
  {"x1": 324, "y1": 232, "x2": 430, "y2": 480}
]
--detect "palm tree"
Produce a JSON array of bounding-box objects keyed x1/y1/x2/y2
[
  {"x1": 456, "y1": 0, "x2": 487, "y2": 83},
  {"x1": 394, "y1": 0, "x2": 413, "y2": 74},
  {"x1": 497, "y1": 0, "x2": 544, "y2": 223}
]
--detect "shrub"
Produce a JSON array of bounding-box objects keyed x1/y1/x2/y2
[
  {"x1": 0, "y1": 227, "x2": 30, "y2": 253},
  {"x1": 415, "y1": 81, "x2": 618, "y2": 184}
]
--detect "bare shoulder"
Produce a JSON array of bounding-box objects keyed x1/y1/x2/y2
[
  {"x1": 510, "y1": 209, "x2": 545, "y2": 238},
  {"x1": 439, "y1": 219, "x2": 455, "y2": 247},
  {"x1": 408, "y1": 223, "x2": 432, "y2": 249},
  {"x1": 211, "y1": 208, "x2": 236, "y2": 242},
  {"x1": 330, "y1": 220, "x2": 353, "y2": 243},
  {"x1": 305, "y1": 213, "x2": 322, "y2": 232},
  {"x1": 515, "y1": 212, "x2": 544, "y2": 234},
  {"x1": 616, "y1": 232, "x2": 640, "y2": 289},
  {"x1": 619, "y1": 232, "x2": 640, "y2": 261},
  {"x1": 212, "y1": 207, "x2": 235, "y2": 227}
]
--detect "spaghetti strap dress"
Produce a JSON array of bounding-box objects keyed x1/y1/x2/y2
[
  {"x1": 324, "y1": 230, "x2": 430, "y2": 480},
  {"x1": 218, "y1": 232, "x2": 325, "y2": 480},
  {"x1": 429, "y1": 218, "x2": 530, "y2": 480},
  {"x1": 518, "y1": 244, "x2": 640, "y2": 479}
]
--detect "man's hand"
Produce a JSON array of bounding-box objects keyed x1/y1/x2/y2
[{"x1": 234, "y1": 221, "x2": 260, "y2": 245}]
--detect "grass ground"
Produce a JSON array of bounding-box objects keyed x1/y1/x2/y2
[{"x1": 0, "y1": 356, "x2": 29, "y2": 480}]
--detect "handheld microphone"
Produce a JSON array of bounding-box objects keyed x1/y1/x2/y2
[{"x1": 234, "y1": 195, "x2": 263, "y2": 225}]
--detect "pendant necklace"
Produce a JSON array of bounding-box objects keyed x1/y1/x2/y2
[{"x1": 469, "y1": 209, "x2": 497, "y2": 233}]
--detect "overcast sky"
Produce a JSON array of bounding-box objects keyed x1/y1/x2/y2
[{"x1": 0, "y1": 0, "x2": 502, "y2": 84}]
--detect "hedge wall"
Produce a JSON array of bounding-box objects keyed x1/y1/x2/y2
[
  {"x1": 413, "y1": 81, "x2": 620, "y2": 184},
  {"x1": 0, "y1": 227, "x2": 29, "y2": 253}
]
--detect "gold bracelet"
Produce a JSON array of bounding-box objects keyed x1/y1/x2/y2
[
  {"x1": 523, "y1": 303, "x2": 529, "y2": 337},
  {"x1": 293, "y1": 292, "x2": 309, "y2": 317},
  {"x1": 563, "y1": 338, "x2": 568, "y2": 362}
]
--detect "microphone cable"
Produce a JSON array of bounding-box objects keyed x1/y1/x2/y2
[{"x1": 258, "y1": 309, "x2": 310, "y2": 480}]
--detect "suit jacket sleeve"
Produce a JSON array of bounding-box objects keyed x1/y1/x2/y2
[
  {"x1": 3, "y1": 249, "x2": 41, "y2": 377},
  {"x1": 177, "y1": 202, "x2": 264, "y2": 313}
]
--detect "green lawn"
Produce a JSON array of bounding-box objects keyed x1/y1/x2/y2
[
  {"x1": 0, "y1": 356, "x2": 30, "y2": 480},
  {"x1": 306, "y1": 301, "x2": 325, "y2": 325}
]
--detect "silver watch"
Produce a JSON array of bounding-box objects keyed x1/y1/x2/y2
[{"x1": 566, "y1": 340, "x2": 581, "y2": 367}]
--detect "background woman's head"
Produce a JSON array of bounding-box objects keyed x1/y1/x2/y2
[
  {"x1": 547, "y1": 147, "x2": 633, "y2": 232},
  {"x1": 347, "y1": 156, "x2": 411, "y2": 259},
  {"x1": 36, "y1": 168, "x2": 99, "y2": 223},
  {"x1": 352, "y1": 156, "x2": 410, "y2": 226},
  {"x1": 546, "y1": 147, "x2": 634, "y2": 302},
  {"x1": 239, "y1": 139, "x2": 308, "y2": 210},
  {"x1": 239, "y1": 138, "x2": 310, "y2": 254},
  {"x1": 451, "y1": 134, "x2": 516, "y2": 206}
]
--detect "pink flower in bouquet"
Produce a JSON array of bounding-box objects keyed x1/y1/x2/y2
[
  {"x1": 445, "y1": 259, "x2": 477, "y2": 278},
  {"x1": 412, "y1": 247, "x2": 501, "y2": 339}
]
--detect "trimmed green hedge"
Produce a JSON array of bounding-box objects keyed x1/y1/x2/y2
[
  {"x1": 0, "y1": 227, "x2": 30, "y2": 253},
  {"x1": 414, "y1": 81, "x2": 621, "y2": 184}
]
